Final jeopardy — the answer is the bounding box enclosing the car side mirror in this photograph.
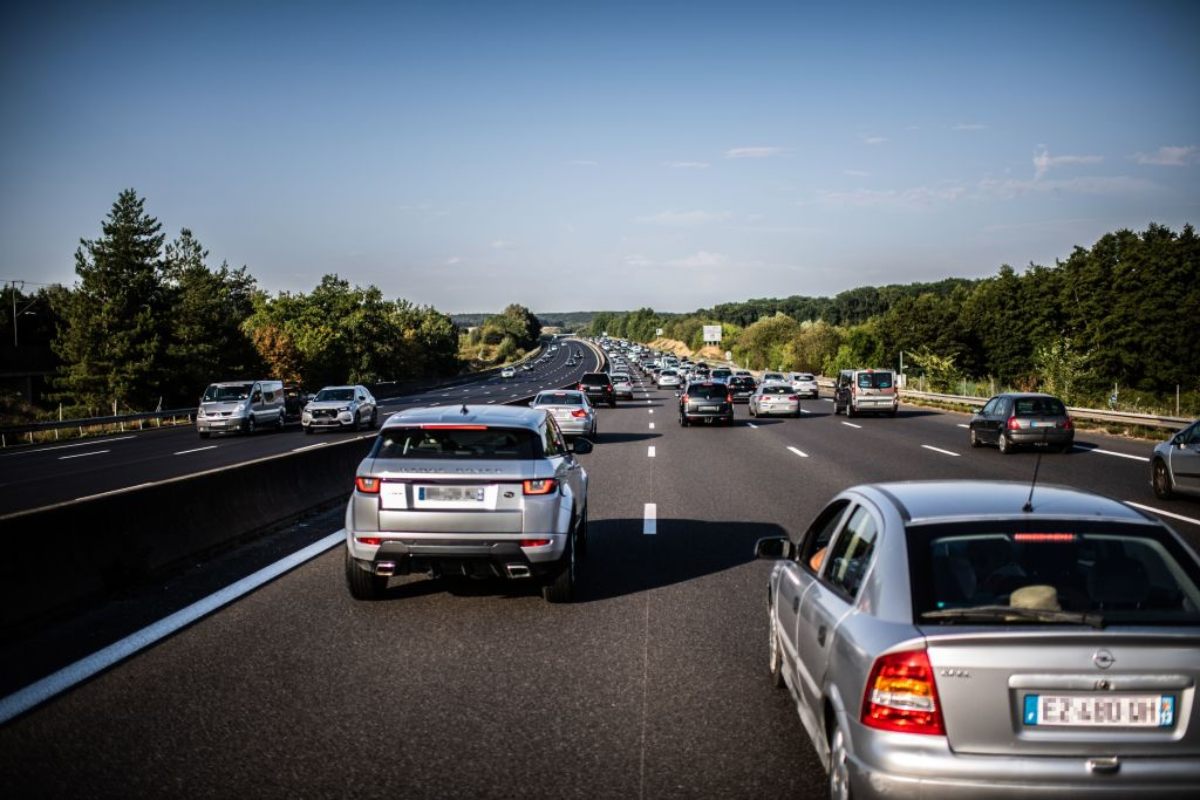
[572,438,593,455]
[755,537,793,560]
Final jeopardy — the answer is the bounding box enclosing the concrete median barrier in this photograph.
[0,437,374,636]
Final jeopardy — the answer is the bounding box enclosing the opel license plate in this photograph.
[1023,694,1175,727]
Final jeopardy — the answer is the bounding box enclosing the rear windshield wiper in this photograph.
[921,605,1106,629]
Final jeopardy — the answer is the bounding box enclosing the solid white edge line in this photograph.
[643,503,657,535]
[1082,448,1150,463]
[1124,501,1200,527]
[173,445,217,456]
[1,435,137,457]
[291,442,328,453]
[921,444,961,457]
[58,450,110,460]
[0,529,345,725]
[746,422,758,429]
[956,424,970,429]
[648,446,656,457]
[787,446,809,458]
[841,422,862,429]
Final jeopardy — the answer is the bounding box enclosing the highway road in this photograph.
[0,341,601,516]
[1,363,1198,798]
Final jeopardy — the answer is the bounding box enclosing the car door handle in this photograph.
[817,625,828,647]
[791,596,799,613]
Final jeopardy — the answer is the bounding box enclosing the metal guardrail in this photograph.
[1,408,196,447]
[899,389,1190,431]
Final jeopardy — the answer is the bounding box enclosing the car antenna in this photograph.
[460,402,469,416]
[1022,451,1043,513]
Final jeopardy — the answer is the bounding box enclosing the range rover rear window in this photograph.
[372,426,540,460]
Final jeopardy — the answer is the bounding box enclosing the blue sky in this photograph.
[2,0,1197,312]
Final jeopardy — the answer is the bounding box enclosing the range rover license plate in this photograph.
[419,486,485,503]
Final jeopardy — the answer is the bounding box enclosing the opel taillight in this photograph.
[355,476,381,494]
[522,479,558,495]
[861,649,945,736]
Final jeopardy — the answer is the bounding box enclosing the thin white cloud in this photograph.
[1033,148,1103,179]
[818,184,967,209]
[445,256,462,266]
[1133,145,1197,166]
[663,161,710,169]
[636,210,733,226]
[980,175,1156,198]
[725,146,786,159]
[490,239,517,250]
[842,169,871,177]
[953,123,988,131]
[861,135,888,145]
[667,251,728,269]
[623,254,655,268]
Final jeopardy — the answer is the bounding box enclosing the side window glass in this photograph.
[1179,423,1197,446]
[824,506,879,599]
[981,398,997,416]
[799,499,851,574]
[541,423,562,457]
[997,398,1012,417]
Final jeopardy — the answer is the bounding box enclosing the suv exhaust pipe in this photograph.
[374,561,396,577]
[505,564,532,579]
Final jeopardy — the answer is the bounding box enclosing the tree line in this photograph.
[588,223,1199,410]
[16,189,463,415]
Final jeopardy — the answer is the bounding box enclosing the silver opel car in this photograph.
[1151,419,1200,499]
[756,480,1200,799]
[345,405,590,603]
[530,389,597,439]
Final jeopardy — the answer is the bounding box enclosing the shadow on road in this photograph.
[592,431,662,444]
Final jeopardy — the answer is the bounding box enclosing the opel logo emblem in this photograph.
[1093,649,1115,670]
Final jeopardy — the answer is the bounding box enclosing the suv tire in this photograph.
[345,551,388,600]
[542,535,575,603]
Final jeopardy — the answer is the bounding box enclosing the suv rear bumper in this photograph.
[347,534,568,580]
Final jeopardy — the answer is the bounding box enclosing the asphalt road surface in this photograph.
[1,365,1197,799]
[0,341,601,516]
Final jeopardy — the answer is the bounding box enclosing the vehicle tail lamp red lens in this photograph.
[681,394,690,404]
[861,648,945,735]
[571,409,588,418]
[355,476,381,494]
[727,394,734,403]
[522,478,558,495]
[1006,416,1021,431]
[420,424,487,430]
[1062,416,1074,430]
[356,536,382,546]
[1014,533,1077,542]
[519,538,552,547]
[788,395,799,401]
[578,383,586,391]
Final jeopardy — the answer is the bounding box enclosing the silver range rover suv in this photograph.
[344,404,591,603]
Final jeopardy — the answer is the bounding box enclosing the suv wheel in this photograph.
[345,551,388,600]
[1153,459,1175,499]
[542,535,575,603]
[276,411,286,431]
[846,403,856,419]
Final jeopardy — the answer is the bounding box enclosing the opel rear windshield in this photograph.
[857,372,893,389]
[372,426,540,460]
[203,384,252,401]
[907,521,1200,626]
[534,392,583,406]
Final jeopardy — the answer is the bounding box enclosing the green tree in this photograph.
[52,189,168,412]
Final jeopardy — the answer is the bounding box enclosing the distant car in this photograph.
[610,372,634,400]
[530,390,597,439]
[1151,419,1200,499]
[710,367,733,383]
[678,381,734,426]
[756,480,1200,800]
[521,363,533,371]
[761,371,787,385]
[734,370,752,378]
[749,383,800,418]
[656,369,681,388]
[501,367,516,378]
[728,375,757,403]
[969,392,1074,454]
[345,405,591,603]
[789,372,820,399]
[578,372,616,407]
[834,368,898,417]
[302,384,378,433]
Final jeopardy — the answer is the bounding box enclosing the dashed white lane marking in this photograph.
[841,422,862,429]
[746,422,758,429]
[1081,448,1150,462]
[822,398,834,402]
[643,503,657,535]
[174,445,217,456]
[648,446,656,457]
[646,399,652,404]
[648,409,654,414]
[787,446,809,458]
[956,424,970,429]
[648,422,655,430]
[3,435,136,457]
[292,442,328,452]
[0,529,345,725]
[58,450,109,460]
[1125,501,1200,527]
[921,444,961,457]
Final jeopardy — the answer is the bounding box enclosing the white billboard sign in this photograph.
[702,325,722,343]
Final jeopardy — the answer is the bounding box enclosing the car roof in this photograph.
[318,384,359,391]
[991,392,1064,400]
[383,404,545,428]
[859,480,1160,526]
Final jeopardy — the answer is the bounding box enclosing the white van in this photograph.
[196,380,286,437]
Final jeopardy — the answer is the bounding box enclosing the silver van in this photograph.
[196,380,286,437]
[834,368,898,417]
